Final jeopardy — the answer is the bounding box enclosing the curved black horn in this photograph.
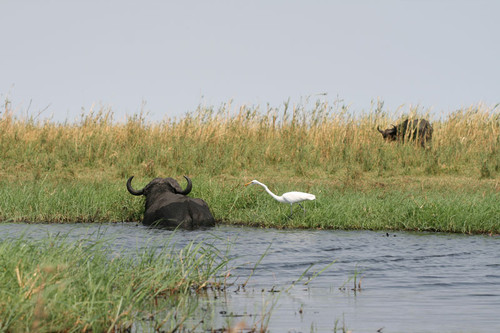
[377,125,384,134]
[126,176,144,196]
[177,176,192,195]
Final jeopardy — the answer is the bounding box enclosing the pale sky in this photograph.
[1,0,499,122]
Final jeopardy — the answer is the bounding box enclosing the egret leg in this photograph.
[290,204,294,217]
[298,203,306,214]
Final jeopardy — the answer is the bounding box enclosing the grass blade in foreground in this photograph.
[0,234,232,332]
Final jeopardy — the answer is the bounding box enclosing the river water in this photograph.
[1,223,499,332]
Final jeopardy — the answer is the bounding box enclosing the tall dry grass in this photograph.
[1,99,499,183]
[1,99,498,230]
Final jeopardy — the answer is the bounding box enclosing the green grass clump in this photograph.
[0,178,140,223]
[221,176,499,234]
[0,233,231,332]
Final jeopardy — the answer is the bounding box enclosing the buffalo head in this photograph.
[127,176,192,197]
[377,125,398,142]
[127,176,215,229]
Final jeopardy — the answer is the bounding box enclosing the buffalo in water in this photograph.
[377,118,433,147]
[127,176,215,229]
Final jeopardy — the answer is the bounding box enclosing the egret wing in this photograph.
[282,191,316,203]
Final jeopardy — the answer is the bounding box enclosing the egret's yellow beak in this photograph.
[244,181,252,186]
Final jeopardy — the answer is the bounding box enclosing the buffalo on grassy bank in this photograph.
[127,176,215,229]
[377,118,433,147]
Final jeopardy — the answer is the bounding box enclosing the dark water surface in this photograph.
[1,223,499,332]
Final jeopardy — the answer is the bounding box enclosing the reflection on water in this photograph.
[1,223,499,332]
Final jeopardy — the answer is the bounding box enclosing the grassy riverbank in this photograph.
[0,100,498,233]
[0,175,497,234]
[0,234,233,332]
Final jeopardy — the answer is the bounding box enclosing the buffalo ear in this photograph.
[167,176,192,195]
[166,178,183,194]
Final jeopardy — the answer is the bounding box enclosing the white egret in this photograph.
[245,180,316,216]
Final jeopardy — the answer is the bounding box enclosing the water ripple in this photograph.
[1,223,499,332]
